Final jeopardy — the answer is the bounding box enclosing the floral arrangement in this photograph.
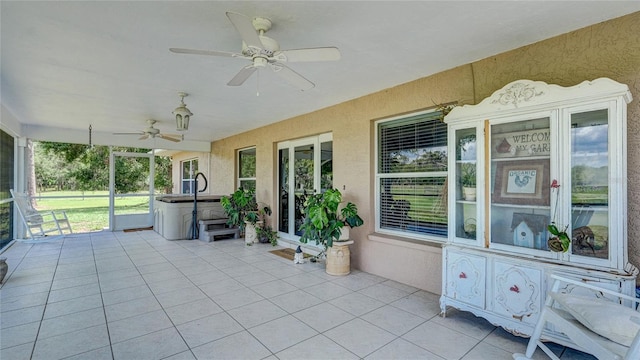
[547,179,570,252]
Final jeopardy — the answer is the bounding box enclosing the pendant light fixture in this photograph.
[173,92,193,131]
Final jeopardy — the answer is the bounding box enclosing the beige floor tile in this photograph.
[249,315,318,353]
[191,331,271,360]
[402,321,480,359]
[365,338,445,360]
[0,233,597,360]
[324,318,396,358]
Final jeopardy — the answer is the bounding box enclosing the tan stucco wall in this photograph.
[178,12,640,293]
[170,152,212,195]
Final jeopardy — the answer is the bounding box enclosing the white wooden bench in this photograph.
[198,218,239,242]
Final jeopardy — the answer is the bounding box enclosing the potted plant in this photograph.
[256,222,279,246]
[460,162,476,201]
[220,188,257,231]
[248,205,279,246]
[547,180,570,252]
[221,188,274,245]
[298,188,363,275]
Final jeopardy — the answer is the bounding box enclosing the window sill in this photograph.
[368,232,443,254]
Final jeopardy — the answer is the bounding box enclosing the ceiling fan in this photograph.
[170,11,341,91]
[113,119,183,142]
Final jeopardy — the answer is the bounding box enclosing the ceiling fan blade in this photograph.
[169,48,242,58]
[269,62,314,91]
[158,134,181,143]
[274,47,341,62]
[113,131,144,136]
[226,12,263,51]
[139,134,150,141]
[227,65,257,86]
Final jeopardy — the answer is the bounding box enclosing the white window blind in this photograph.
[377,112,448,238]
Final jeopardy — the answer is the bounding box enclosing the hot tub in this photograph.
[154,194,226,240]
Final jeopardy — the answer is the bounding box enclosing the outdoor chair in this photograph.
[10,189,72,240]
[513,273,640,360]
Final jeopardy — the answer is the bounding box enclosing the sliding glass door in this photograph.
[278,134,332,240]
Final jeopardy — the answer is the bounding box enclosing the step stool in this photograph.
[198,218,240,242]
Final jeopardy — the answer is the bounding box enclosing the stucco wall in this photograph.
[192,12,639,293]
[170,152,212,195]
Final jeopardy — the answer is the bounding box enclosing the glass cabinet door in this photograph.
[489,117,551,254]
[454,128,478,242]
[569,109,610,261]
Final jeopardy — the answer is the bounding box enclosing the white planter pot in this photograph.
[463,187,476,201]
[326,240,353,276]
[339,227,350,241]
[244,221,262,244]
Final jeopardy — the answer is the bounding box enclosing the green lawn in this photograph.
[35,190,151,233]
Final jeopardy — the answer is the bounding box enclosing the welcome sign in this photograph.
[492,128,551,158]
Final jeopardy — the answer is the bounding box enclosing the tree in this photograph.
[34,142,69,191]
[35,141,172,194]
[155,156,172,194]
[26,139,37,206]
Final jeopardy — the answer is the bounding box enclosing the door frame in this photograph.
[109,150,155,231]
[277,133,332,241]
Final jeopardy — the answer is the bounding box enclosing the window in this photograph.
[0,130,14,249]
[181,158,198,194]
[376,111,448,239]
[238,147,256,190]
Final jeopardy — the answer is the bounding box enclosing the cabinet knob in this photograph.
[459,272,467,279]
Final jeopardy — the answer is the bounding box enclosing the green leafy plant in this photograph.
[220,188,258,232]
[547,223,570,252]
[298,188,363,249]
[221,188,277,245]
[460,162,476,187]
[256,223,279,246]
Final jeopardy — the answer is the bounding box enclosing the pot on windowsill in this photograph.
[462,187,476,201]
[460,162,476,201]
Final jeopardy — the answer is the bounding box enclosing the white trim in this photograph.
[109,150,155,231]
[237,146,256,189]
[276,132,332,241]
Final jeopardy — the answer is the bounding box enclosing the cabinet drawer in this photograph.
[492,261,541,324]
[445,251,486,308]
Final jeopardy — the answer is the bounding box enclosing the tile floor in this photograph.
[0,231,595,360]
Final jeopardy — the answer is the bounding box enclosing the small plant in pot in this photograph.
[460,162,477,201]
[248,206,279,246]
[298,188,363,273]
[547,180,570,252]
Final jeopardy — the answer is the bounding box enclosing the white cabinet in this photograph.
[492,260,541,325]
[440,78,637,338]
[444,251,486,308]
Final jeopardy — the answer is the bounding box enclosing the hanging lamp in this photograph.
[173,92,193,131]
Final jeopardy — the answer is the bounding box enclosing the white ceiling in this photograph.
[2,1,639,150]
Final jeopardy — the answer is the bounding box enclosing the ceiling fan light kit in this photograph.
[173,92,192,131]
[169,11,341,92]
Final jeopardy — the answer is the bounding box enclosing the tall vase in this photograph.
[326,240,353,276]
[244,221,262,244]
